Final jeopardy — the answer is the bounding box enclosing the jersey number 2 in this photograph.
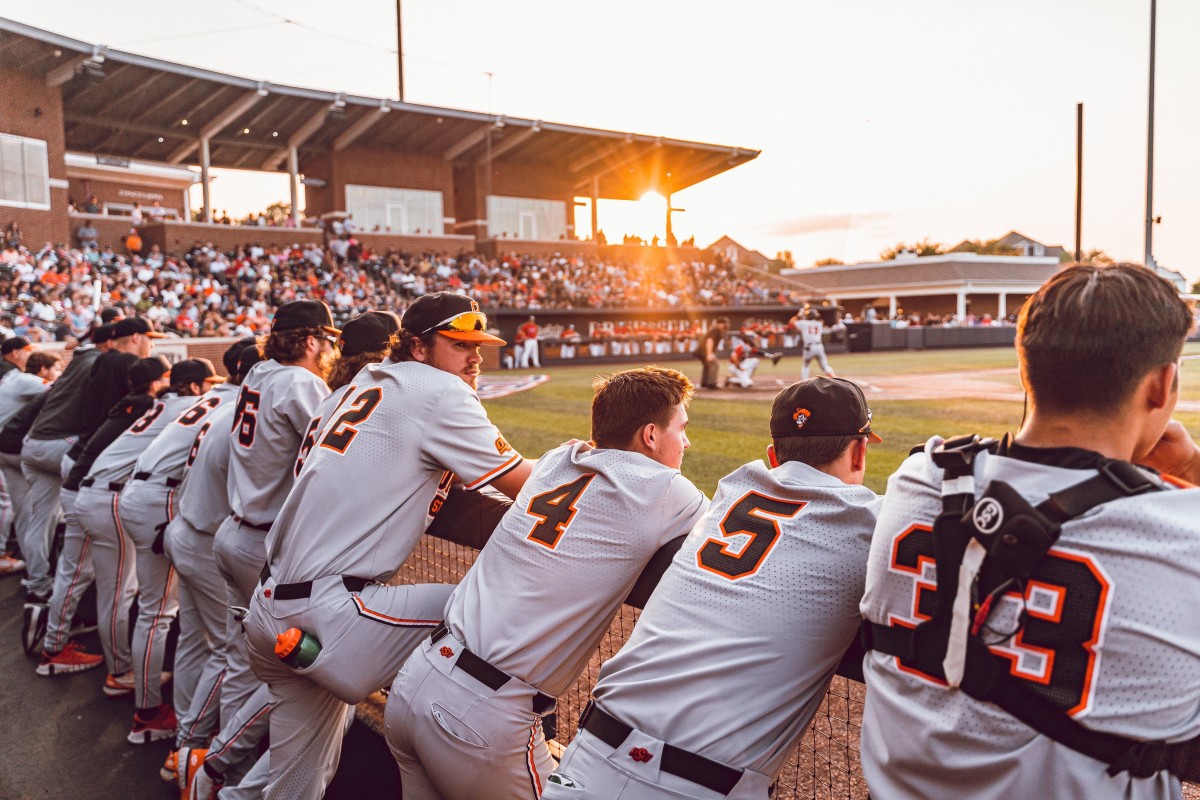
[526,474,595,549]
[697,492,806,580]
[320,387,382,454]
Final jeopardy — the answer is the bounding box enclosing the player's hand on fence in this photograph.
[1137,420,1200,485]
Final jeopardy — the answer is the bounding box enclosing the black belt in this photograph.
[259,563,370,601]
[430,623,555,715]
[133,471,182,488]
[232,514,272,532]
[80,477,125,492]
[579,701,742,796]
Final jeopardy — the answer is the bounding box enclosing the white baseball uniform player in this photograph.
[386,438,708,800]
[798,316,835,380]
[725,341,760,388]
[245,353,524,799]
[74,387,196,693]
[544,377,882,800]
[859,438,1200,800]
[119,363,228,726]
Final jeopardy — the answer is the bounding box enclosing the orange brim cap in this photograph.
[438,330,507,346]
[866,431,883,444]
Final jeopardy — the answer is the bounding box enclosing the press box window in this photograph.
[0,134,50,210]
[344,185,444,235]
[486,196,566,241]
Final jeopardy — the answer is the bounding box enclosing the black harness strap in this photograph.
[861,436,1200,781]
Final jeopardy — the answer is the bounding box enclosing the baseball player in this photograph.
[0,351,62,577]
[695,317,729,390]
[518,315,541,368]
[189,315,401,799]
[385,365,708,800]
[542,378,882,800]
[117,359,225,740]
[69,355,172,694]
[162,341,263,796]
[18,317,144,649]
[858,264,1199,798]
[796,309,836,380]
[200,301,336,789]
[242,292,530,800]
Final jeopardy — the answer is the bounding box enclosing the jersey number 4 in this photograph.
[526,474,595,549]
[697,492,806,580]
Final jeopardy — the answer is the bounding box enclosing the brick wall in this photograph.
[67,177,188,216]
[355,232,475,256]
[0,66,68,246]
[139,220,322,254]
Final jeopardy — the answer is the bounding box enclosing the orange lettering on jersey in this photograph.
[495,436,512,455]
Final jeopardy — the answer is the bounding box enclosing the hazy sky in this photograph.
[4,1,1197,282]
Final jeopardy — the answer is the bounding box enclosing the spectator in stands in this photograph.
[124,228,143,258]
[77,221,99,250]
[130,202,145,227]
[82,195,101,214]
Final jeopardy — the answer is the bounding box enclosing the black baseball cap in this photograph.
[338,311,400,358]
[99,307,125,323]
[272,300,340,335]
[128,355,172,389]
[113,317,167,339]
[171,358,225,387]
[223,337,259,376]
[1,336,32,355]
[91,323,116,344]
[237,342,265,381]
[769,377,882,443]
[402,293,505,346]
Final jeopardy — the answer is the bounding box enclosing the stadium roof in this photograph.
[0,18,760,201]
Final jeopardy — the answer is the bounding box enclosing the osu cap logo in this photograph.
[792,407,811,430]
[858,409,874,434]
[972,498,1004,535]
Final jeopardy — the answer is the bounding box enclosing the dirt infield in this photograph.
[699,363,1200,413]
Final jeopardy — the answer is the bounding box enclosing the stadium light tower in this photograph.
[396,0,405,101]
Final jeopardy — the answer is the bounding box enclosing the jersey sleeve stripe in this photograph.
[1161,474,1196,489]
[462,452,524,491]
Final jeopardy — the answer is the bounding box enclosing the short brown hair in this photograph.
[591,366,693,449]
[263,327,321,364]
[1018,263,1194,413]
[773,434,856,469]
[326,346,390,391]
[24,351,60,375]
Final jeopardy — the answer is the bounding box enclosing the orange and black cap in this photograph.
[769,377,883,443]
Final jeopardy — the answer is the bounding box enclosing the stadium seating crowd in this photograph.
[0,239,807,341]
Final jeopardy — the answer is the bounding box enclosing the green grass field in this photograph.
[484,343,1200,495]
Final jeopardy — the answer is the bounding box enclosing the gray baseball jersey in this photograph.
[85,394,205,486]
[797,319,824,345]
[132,381,238,481]
[292,383,355,478]
[590,459,878,777]
[445,441,708,696]
[177,401,237,534]
[227,360,329,526]
[859,439,1200,799]
[265,359,524,584]
[0,371,52,429]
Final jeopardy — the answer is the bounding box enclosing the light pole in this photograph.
[1144,0,1157,267]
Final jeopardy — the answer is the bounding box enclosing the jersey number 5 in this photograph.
[697,492,806,580]
[526,474,595,549]
[233,388,261,448]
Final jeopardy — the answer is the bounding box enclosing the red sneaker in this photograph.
[36,642,104,676]
[128,704,178,745]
